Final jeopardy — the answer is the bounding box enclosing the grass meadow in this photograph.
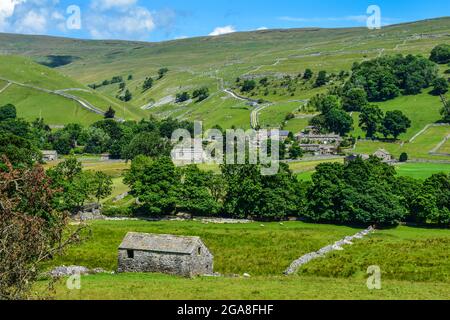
[0,84,103,125]
[354,125,450,160]
[38,220,450,300]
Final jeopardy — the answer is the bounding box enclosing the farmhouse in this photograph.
[100,153,111,161]
[373,149,393,162]
[118,232,214,277]
[41,150,58,162]
[295,133,343,144]
[269,130,290,141]
[345,150,394,164]
[171,147,206,164]
[300,144,339,156]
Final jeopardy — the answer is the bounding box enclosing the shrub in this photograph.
[430,44,450,64]
[399,153,408,162]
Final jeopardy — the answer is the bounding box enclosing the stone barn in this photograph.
[118,232,214,277]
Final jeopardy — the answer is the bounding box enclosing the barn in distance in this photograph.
[118,232,214,277]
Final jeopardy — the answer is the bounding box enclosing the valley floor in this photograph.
[38,220,450,300]
[40,273,449,300]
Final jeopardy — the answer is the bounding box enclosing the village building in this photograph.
[171,147,206,164]
[100,153,111,161]
[373,149,393,162]
[300,144,339,156]
[118,232,214,277]
[295,133,343,144]
[345,149,394,164]
[293,130,343,156]
[41,150,58,162]
[270,130,290,141]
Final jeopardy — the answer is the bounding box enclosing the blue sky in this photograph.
[0,0,449,42]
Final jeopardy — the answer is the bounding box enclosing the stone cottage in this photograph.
[373,149,393,162]
[118,232,214,277]
[42,150,58,162]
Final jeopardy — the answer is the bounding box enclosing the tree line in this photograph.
[0,103,194,165]
[125,155,449,227]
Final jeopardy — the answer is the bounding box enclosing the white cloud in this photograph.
[87,5,155,40]
[14,10,47,33]
[256,26,268,30]
[0,0,24,30]
[209,25,236,36]
[90,0,137,11]
[0,0,177,40]
[0,0,68,34]
[0,0,19,16]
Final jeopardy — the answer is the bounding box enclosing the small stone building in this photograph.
[42,150,58,162]
[118,232,214,277]
[373,149,393,162]
[100,153,111,161]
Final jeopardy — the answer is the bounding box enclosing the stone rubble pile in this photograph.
[48,265,108,277]
[284,226,375,275]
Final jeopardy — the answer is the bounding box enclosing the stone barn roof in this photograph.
[42,150,58,155]
[119,232,204,255]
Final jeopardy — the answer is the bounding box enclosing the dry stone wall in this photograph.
[284,226,375,275]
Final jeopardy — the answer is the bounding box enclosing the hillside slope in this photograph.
[0,18,449,130]
[0,56,146,125]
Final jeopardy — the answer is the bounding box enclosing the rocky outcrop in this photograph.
[284,226,375,275]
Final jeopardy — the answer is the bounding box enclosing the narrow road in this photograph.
[223,89,251,102]
[251,103,273,129]
[223,88,269,128]
[0,76,124,122]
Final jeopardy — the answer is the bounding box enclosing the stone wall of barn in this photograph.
[117,247,213,277]
[189,241,214,276]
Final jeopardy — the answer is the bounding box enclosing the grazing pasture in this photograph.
[39,220,450,300]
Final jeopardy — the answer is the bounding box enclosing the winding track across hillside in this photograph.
[0,82,11,94]
[0,76,124,122]
[250,103,273,129]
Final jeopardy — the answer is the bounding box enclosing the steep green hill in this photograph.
[0,17,449,134]
[0,56,145,125]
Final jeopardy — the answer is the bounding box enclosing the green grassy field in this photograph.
[438,140,450,154]
[354,125,450,160]
[0,55,82,90]
[295,161,450,181]
[39,273,449,300]
[0,84,103,125]
[283,116,316,133]
[38,220,450,300]
[64,89,146,120]
[288,158,344,174]
[102,177,129,204]
[395,163,450,179]
[0,56,144,124]
[351,91,445,141]
[259,102,305,129]
[299,226,450,282]
[46,221,359,275]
